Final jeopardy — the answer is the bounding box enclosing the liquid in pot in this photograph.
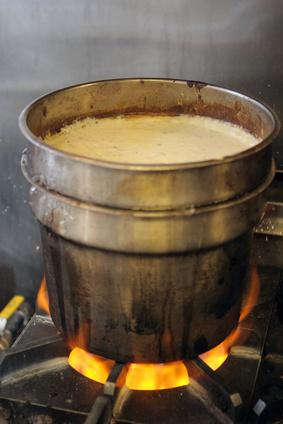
[44,114,260,164]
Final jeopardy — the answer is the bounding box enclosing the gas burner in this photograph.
[0,315,242,424]
[0,261,282,424]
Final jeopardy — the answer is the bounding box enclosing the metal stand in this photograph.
[85,363,125,424]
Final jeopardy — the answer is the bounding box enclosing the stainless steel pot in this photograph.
[22,166,274,253]
[19,79,279,363]
[19,78,278,210]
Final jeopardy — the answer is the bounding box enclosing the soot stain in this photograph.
[194,335,208,354]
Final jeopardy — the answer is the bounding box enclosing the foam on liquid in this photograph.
[44,115,259,164]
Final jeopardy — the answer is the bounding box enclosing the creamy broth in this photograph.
[44,115,259,164]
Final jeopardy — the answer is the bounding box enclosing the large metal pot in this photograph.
[19,79,278,363]
[20,78,278,210]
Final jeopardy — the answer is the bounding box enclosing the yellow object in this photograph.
[45,115,259,165]
[126,361,189,391]
[0,295,24,319]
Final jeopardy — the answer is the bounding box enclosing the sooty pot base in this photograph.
[41,227,251,363]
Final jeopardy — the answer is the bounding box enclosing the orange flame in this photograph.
[68,266,260,390]
[126,361,189,390]
[36,277,50,315]
[199,266,260,370]
[69,348,114,384]
[239,266,260,322]
[68,349,189,390]
[69,268,260,390]
[68,321,90,351]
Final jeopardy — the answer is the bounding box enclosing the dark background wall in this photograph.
[0,0,282,306]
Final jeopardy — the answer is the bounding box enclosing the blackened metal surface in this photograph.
[187,358,242,422]
[248,276,283,423]
[216,267,282,420]
[113,385,234,424]
[41,226,250,362]
[0,317,103,416]
[253,235,283,269]
[0,399,84,424]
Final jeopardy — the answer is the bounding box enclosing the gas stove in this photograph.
[0,201,283,424]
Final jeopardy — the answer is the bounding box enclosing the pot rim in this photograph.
[19,78,280,172]
[23,159,275,217]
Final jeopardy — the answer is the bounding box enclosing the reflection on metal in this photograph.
[254,202,283,237]
[253,196,283,268]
